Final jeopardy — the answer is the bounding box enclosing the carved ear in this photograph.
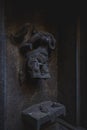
[48,35,56,50]
[19,43,32,55]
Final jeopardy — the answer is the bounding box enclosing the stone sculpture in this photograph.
[10,23,56,82]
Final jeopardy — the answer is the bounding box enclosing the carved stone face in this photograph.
[26,47,51,79]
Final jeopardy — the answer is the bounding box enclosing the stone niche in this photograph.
[2,1,86,130]
[5,1,58,130]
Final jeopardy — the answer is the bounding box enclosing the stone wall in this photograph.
[58,16,77,125]
[5,11,58,130]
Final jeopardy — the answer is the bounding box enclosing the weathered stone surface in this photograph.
[10,25,56,81]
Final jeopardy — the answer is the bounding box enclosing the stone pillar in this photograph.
[0,0,6,130]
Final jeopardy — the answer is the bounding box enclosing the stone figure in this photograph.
[10,23,56,83]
